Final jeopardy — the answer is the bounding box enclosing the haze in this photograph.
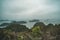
[0,0,60,21]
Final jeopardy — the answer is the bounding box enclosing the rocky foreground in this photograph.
[0,22,60,40]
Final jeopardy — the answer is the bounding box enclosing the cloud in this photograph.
[1,0,60,20]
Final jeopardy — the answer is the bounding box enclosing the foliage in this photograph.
[32,26,41,33]
[0,22,60,40]
[31,26,41,37]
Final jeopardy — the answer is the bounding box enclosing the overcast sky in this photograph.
[0,0,60,20]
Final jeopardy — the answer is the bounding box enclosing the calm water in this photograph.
[0,19,60,29]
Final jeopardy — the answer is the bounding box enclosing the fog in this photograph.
[0,0,60,21]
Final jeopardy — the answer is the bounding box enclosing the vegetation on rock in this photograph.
[0,22,60,40]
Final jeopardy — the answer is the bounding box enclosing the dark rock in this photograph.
[29,19,40,22]
[0,23,10,26]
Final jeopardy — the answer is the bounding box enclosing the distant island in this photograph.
[29,19,40,22]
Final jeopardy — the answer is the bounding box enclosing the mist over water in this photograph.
[0,0,60,28]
